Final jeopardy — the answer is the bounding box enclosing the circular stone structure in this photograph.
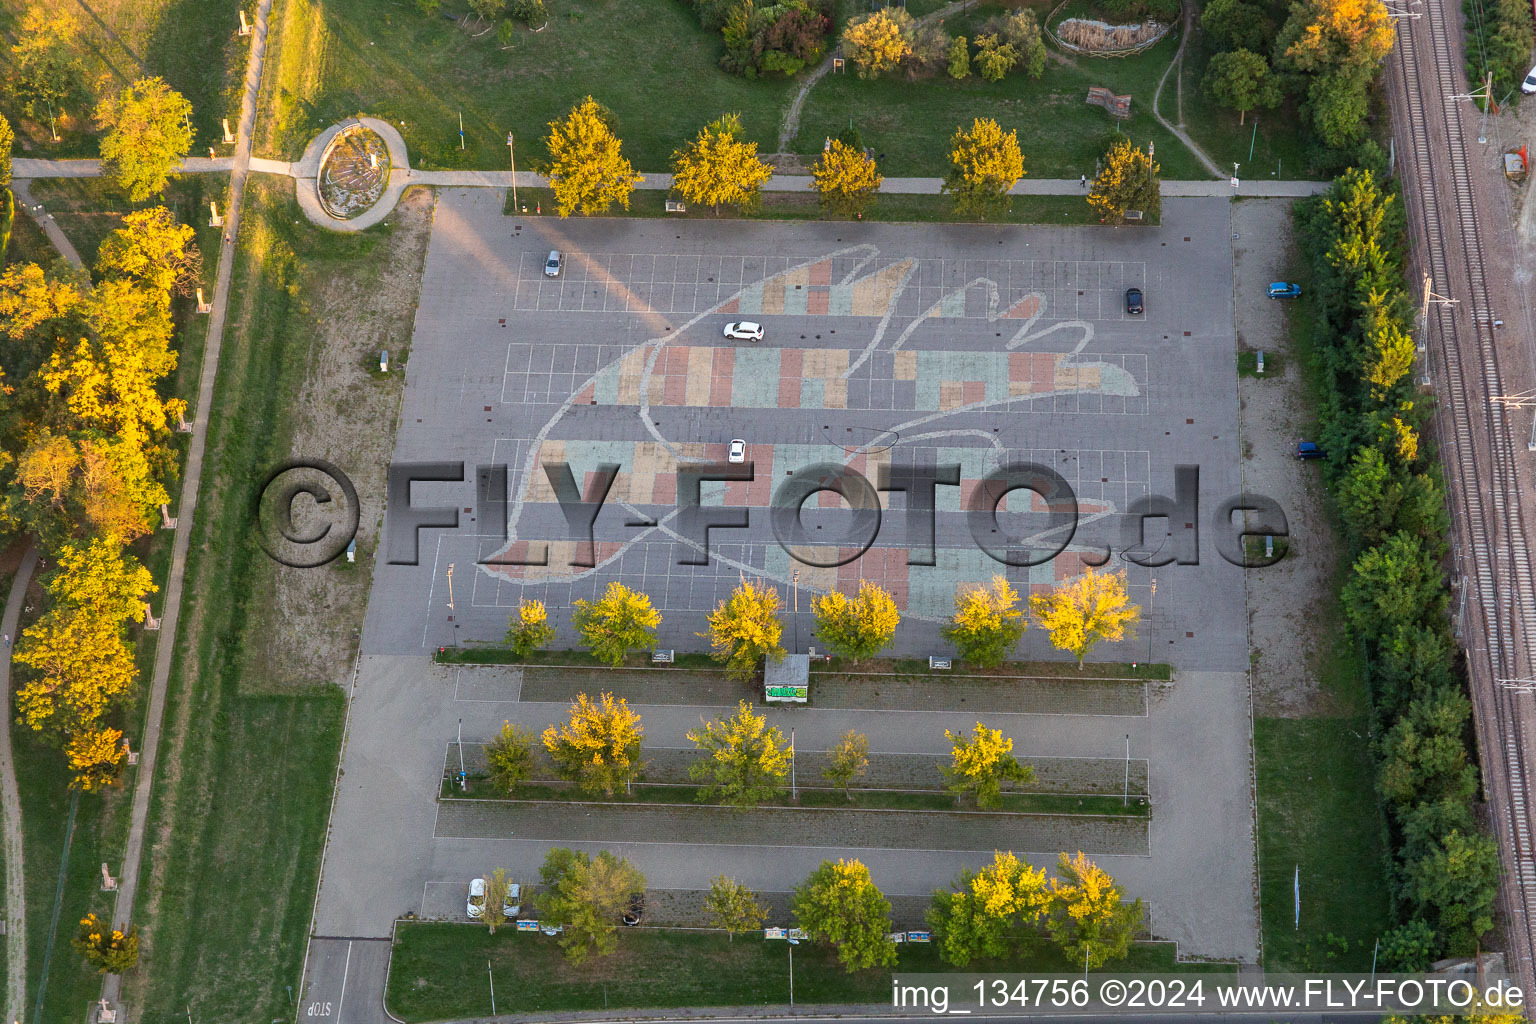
[317,121,392,220]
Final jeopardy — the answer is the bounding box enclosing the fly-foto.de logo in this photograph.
[255,459,1290,572]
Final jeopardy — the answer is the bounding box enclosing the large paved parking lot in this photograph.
[366,191,1246,668]
[299,192,1264,1024]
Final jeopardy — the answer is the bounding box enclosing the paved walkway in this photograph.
[12,153,1327,236]
[1,543,39,1024]
[12,180,86,269]
[98,0,275,1016]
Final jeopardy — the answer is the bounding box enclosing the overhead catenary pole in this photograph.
[488,960,496,1015]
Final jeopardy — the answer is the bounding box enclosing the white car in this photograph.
[503,882,522,918]
[467,877,487,918]
[544,250,563,277]
[1524,62,1536,95]
[723,321,763,341]
[728,439,746,464]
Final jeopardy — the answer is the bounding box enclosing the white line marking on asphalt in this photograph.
[335,940,352,1024]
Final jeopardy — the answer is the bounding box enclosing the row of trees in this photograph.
[841,7,1048,84]
[1200,0,1393,157]
[488,697,1041,810]
[0,103,200,788]
[1295,168,1496,965]
[503,847,1141,974]
[506,570,1140,677]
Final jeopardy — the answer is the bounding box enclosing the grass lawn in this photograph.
[120,179,357,1023]
[29,175,227,276]
[386,923,1224,1020]
[255,0,797,170]
[502,187,1114,224]
[792,16,1208,179]
[1177,27,1312,180]
[0,0,249,156]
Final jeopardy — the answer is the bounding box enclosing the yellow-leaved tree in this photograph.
[0,262,83,339]
[541,691,645,796]
[928,850,1051,965]
[941,574,1026,667]
[811,580,899,663]
[47,535,155,622]
[505,598,555,657]
[688,700,789,809]
[64,726,125,792]
[701,579,785,682]
[670,113,774,215]
[544,96,643,217]
[95,76,194,202]
[1045,851,1144,968]
[810,140,883,218]
[95,206,201,297]
[14,605,137,735]
[1029,567,1140,668]
[942,721,1035,808]
[942,117,1024,220]
[1087,139,1160,223]
[840,8,913,77]
[570,581,661,666]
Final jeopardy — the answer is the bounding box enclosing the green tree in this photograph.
[943,722,1035,808]
[1376,689,1478,810]
[1087,139,1161,222]
[687,699,789,809]
[985,9,1047,78]
[704,875,768,940]
[484,867,513,933]
[812,580,899,662]
[1029,567,1140,667]
[541,692,645,796]
[946,35,971,78]
[700,579,785,681]
[822,729,869,798]
[1045,851,1144,969]
[1341,531,1446,640]
[942,117,1024,220]
[1401,829,1500,947]
[928,851,1050,966]
[1376,918,1437,972]
[95,207,202,297]
[8,7,85,122]
[972,34,1019,81]
[810,140,883,217]
[571,581,661,666]
[95,77,194,203]
[942,575,1027,667]
[72,913,139,973]
[535,848,647,963]
[1276,0,1393,147]
[792,858,898,971]
[484,720,537,792]
[1203,49,1281,125]
[505,598,555,657]
[670,113,774,214]
[1200,0,1273,49]
[544,96,643,217]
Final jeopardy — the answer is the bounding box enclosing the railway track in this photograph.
[1390,0,1536,986]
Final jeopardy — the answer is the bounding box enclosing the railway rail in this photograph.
[1389,0,1536,988]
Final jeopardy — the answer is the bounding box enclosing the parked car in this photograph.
[1295,441,1325,460]
[723,321,764,341]
[1523,62,1536,94]
[1267,282,1302,299]
[728,439,746,464]
[1125,287,1144,315]
[467,877,487,918]
[503,882,522,918]
[622,892,645,926]
[544,250,563,277]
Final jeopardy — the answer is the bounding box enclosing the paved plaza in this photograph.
[299,193,1268,1024]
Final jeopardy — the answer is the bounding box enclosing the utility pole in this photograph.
[458,718,467,790]
[1123,733,1130,806]
[790,727,797,802]
[507,132,519,213]
[446,563,456,611]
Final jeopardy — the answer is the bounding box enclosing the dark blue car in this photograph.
[1295,441,1325,460]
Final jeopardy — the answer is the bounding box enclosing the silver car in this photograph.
[544,250,563,277]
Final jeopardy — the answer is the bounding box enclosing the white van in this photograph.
[544,250,563,277]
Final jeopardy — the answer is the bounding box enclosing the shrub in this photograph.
[946,34,970,78]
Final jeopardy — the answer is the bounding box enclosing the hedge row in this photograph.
[1296,167,1500,966]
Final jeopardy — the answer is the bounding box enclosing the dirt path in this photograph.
[776,0,984,152]
[1,544,39,1024]
[1151,0,1222,178]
